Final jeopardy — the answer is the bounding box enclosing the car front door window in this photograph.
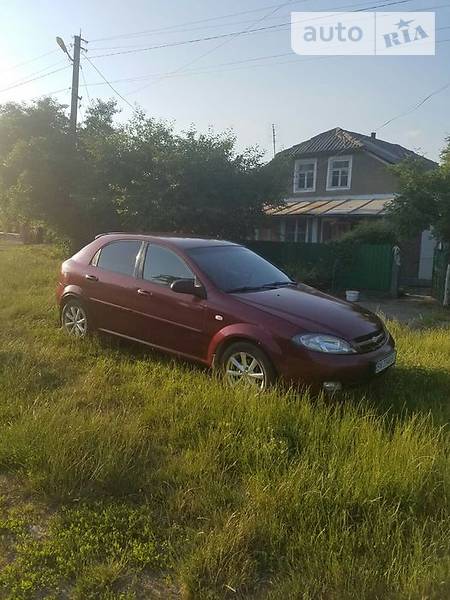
[136,244,208,358]
[143,244,194,285]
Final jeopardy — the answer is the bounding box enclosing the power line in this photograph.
[88,0,403,44]
[73,29,450,96]
[7,0,447,108]
[5,59,68,88]
[0,49,59,75]
[79,51,293,88]
[9,26,449,101]
[88,0,319,43]
[75,33,450,118]
[88,24,291,59]
[40,32,450,128]
[129,0,297,95]
[90,14,295,51]
[376,79,450,130]
[88,0,417,60]
[0,65,71,94]
[80,63,91,103]
[89,0,388,52]
[45,34,450,103]
[44,86,71,96]
[126,0,446,96]
[83,55,136,111]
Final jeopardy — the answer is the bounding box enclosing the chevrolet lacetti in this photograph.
[56,233,396,392]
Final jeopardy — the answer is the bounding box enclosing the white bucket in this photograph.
[346,290,360,302]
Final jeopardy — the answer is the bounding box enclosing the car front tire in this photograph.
[220,341,275,391]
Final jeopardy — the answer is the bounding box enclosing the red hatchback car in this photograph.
[57,233,396,391]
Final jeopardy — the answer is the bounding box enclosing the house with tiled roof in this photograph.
[258,127,437,283]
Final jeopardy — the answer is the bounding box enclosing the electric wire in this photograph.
[87,0,417,59]
[80,63,91,103]
[376,79,450,130]
[0,49,59,74]
[88,0,410,43]
[129,0,297,95]
[0,65,71,93]
[82,55,136,111]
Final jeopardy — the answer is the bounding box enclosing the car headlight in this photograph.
[292,334,356,354]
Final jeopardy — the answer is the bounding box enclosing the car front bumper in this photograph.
[276,335,396,388]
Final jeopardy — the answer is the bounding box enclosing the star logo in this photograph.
[395,18,414,29]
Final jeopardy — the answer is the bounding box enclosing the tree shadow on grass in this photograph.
[0,350,66,394]
[346,365,450,425]
[93,333,450,425]
[95,332,208,374]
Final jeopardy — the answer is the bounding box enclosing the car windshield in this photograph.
[187,245,294,293]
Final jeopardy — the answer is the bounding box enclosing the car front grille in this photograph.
[353,329,386,353]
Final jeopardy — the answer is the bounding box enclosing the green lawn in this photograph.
[0,243,449,599]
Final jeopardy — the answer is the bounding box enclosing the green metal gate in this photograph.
[340,244,393,292]
[245,241,393,292]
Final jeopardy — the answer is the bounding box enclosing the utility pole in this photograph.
[70,35,82,137]
[272,123,277,158]
[56,33,87,139]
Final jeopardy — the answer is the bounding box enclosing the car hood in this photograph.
[235,284,383,340]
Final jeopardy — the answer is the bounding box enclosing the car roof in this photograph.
[94,232,239,250]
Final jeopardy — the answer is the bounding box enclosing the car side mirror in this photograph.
[170,278,206,299]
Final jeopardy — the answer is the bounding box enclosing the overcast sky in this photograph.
[0,0,449,161]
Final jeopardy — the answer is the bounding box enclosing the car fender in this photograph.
[59,284,86,306]
[207,323,283,367]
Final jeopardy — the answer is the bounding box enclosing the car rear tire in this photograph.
[61,298,90,338]
[220,341,275,391]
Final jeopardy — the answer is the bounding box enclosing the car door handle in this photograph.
[85,274,98,281]
[137,288,152,296]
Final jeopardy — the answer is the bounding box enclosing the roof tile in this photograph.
[285,127,436,166]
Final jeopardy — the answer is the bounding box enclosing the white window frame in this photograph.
[293,158,317,193]
[326,155,353,191]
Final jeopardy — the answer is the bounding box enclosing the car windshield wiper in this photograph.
[261,280,296,288]
[227,281,296,293]
[226,285,268,293]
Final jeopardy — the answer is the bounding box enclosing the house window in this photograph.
[327,156,352,190]
[293,159,317,193]
[283,217,307,242]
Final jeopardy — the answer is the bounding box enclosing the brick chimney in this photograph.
[371,132,376,139]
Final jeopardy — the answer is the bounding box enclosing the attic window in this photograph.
[294,159,317,193]
[327,155,352,190]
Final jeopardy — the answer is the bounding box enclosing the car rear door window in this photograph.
[96,240,142,276]
[143,244,193,286]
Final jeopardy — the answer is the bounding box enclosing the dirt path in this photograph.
[360,295,449,326]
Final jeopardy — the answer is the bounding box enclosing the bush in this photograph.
[338,220,398,245]
[285,261,334,290]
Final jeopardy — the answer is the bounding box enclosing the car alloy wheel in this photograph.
[221,342,275,391]
[226,351,266,389]
[62,301,88,337]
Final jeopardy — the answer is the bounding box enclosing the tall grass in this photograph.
[0,244,449,599]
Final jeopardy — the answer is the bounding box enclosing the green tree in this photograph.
[0,98,286,246]
[0,98,71,235]
[389,141,450,243]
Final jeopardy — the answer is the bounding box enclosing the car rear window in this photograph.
[96,240,142,277]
